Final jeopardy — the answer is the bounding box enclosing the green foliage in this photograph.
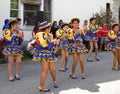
[22,46,32,60]
[93,7,115,29]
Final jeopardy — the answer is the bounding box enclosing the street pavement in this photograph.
[0,51,120,94]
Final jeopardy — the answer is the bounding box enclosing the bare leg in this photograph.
[112,50,118,70]
[8,55,14,80]
[40,61,49,89]
[87,41,93,59]
[71,53,78,74]
[117,50,120,67]
[49,62,57,84]
[59,49,65,70]
[15,55,22,77]
[79,53,85,75]
[94,41,99,58]
[64,49,69,68]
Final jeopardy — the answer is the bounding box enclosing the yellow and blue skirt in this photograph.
[68,42,88,53]
[3,46,23,55]
[32,50,57,62]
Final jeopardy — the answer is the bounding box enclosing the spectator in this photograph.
[2,19,9,30]
[32,22,40,38]
[58,19,64,29]
[51,21,59,38]
[2,19,9,63]
[16,18,27,30]
[96,24,102,50]
[100,23,109,50]
[82,20,89,49]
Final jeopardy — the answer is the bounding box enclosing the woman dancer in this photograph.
[68,18,86,79]
[32,21,58,92]
[56,23,69,72]
[108,24,120,70]
[87,17,100,62]
[3,19,24,81]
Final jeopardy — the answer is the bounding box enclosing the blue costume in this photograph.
[107,31,120,50]
[3,29,23,55]
[56,29,69,49]
[32,32,57,62]
[68,29,88,53]
[87,24,98,41]
[2,19,9,30]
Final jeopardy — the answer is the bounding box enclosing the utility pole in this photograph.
[106,3,112,29]
[119,6,120,24]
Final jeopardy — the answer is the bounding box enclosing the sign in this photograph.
[21,0,41,5]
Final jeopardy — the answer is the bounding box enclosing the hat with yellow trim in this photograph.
[71,18,80,23]
[39,21,51,30]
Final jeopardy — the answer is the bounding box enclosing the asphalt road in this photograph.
[0,51,120,94]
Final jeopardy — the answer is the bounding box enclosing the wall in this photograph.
[0,0,10,37]
[112,0,120,22]
[52,0,112,26]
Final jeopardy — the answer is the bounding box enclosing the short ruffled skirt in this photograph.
[106,41,120,51]
[87,34,98,41]
[32,50,57,62]
[56,40,69,50]
[28,48,36,55]
[68,42,88,53]
[3,46,23,55]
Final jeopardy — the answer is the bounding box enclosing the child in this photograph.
[31,21,58,92]
[68,18,86,79]
[108,24,120,70]
[56,23,69,72]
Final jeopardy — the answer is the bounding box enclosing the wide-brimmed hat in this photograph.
[71,18,80,23]
[39,21,51,30]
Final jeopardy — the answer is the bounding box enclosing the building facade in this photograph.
[0,0,119,41]
[112,0,120,23]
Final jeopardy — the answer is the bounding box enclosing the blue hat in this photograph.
[39,21,51,29]
[4,19,9,24]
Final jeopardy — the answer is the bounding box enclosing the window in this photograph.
[10,0,19,17]
[119,6,120,24]
[24,4,40,25]
[44,0,52,22]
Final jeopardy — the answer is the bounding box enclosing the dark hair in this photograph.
[59,19,63,25]
[90,17,96,23]
[16,18,21,22]
[61,23,69,29]
[4,19,9,24]
[8,20,18,28]
[84,20,88,23]
[112,24,119,30]
[33,22,40,31]
[52,21,57,27]
[71,18,80,23]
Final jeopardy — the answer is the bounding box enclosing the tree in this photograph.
[94,7,115,29]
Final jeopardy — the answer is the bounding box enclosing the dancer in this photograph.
[68,18,86,79]
[108,24,120,70]
[87,17,100,62]
[3,19,24,81]
[32,21,58,92]
[56,23,69,72]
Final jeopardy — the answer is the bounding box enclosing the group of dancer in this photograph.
[2,17,120,92]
